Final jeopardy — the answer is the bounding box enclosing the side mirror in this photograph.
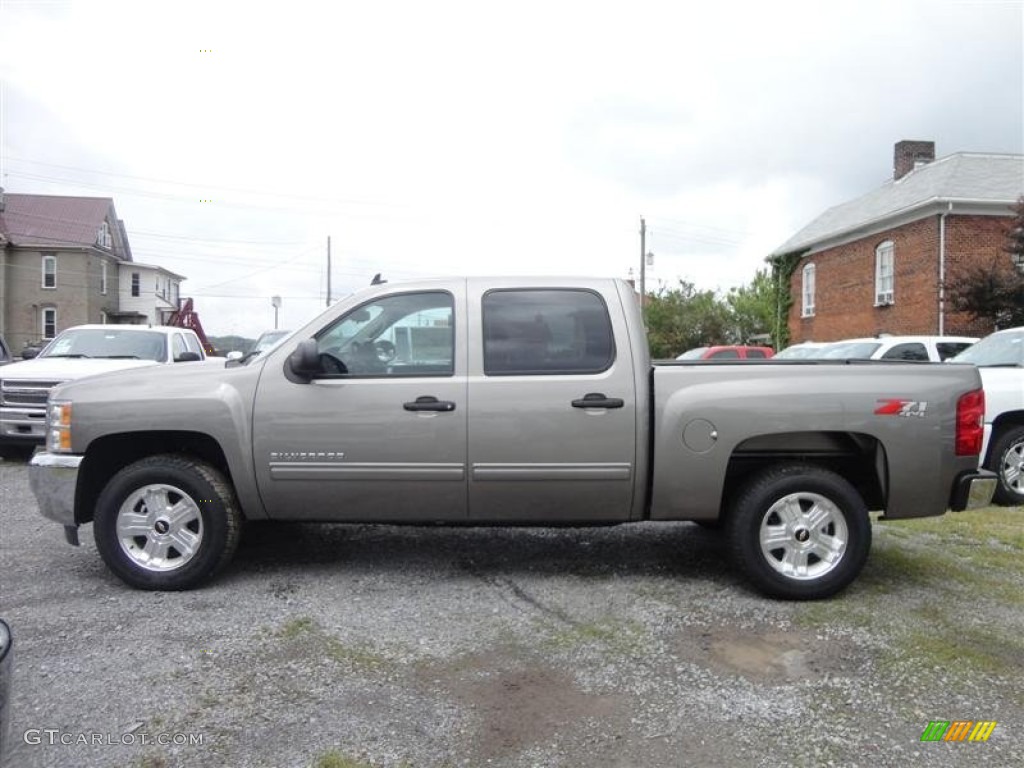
[225,351,243,361]
[287,339,321,381]
[175,351,202,362]
[21,347,40,360]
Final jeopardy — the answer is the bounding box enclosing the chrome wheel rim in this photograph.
[116,484,204,572]
[759,492,848,581]
[1000,439,1024,493]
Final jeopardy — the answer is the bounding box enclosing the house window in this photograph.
[42,307,56,339]
[42,254,57,289]
[801,263,815,318]
[101,262,108,294]
[131,272,140,297]
[875,241,895,305]
[97,221,112,249]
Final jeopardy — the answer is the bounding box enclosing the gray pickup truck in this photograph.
[29,277,995,598]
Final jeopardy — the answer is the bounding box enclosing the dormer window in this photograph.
[97,221,113,249]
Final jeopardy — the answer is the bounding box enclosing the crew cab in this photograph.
[949,327,1024,505]
[28,278,995,599]
[0,324,205,448]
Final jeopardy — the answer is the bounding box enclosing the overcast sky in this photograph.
[1,0,1022,338]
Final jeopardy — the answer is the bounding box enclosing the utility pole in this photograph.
[639,217,646,307]
[326,236,332,307]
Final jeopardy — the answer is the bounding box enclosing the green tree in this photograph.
[643,281,733,359]
[725,268,778,345]
[950,196,1024,328]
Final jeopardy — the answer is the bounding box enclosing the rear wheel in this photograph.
[728,464,871,599]
[93,455,242,590]
[986,425,1024,506]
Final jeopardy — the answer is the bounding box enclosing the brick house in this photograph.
[771,141,1023,344]
[0,191,187,353]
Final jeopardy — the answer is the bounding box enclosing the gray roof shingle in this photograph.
[0,193,129,259]
[772,152,1024,256]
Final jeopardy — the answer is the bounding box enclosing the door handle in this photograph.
[571,392,625,409]
[403,396,456,412]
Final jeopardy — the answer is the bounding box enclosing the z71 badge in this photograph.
[874,399,928,418]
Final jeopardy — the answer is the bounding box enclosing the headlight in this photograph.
[47,400,73,453]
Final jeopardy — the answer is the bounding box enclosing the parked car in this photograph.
[773,342,828,359]
[0,324,206,448]
[0,335,11,366]
[948,326,1024,505]
[676,345,775,360]
[28,277,994,599]
[816,335,977,362]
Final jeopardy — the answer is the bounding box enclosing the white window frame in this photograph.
[97,221,112,249]
[42,254,57,289]
[131,272,140,297]
[101,261,108,294]
[875,241,895,305]
[42,307,56,339]
[801,263,816,318]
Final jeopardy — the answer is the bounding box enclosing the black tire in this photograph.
[727,464,871,600]
[986,425,1024,507]
[93,455,242,590]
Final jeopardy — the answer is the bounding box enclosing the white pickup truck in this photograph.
[0,324,205,450]
[950,326,1024,505]
[29,277,996,598]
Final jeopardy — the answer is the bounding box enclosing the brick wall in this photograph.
[788,213,1015,343]
[943,214,1017,336]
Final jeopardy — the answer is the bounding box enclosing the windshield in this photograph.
[252,330,291,354]
[817,342,882,359]
[42,328,168,362]
[949,329,1024,366]
[774,345,820,359]
[676,347,709,360]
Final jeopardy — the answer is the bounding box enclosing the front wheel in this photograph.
[728,464,871,599]
[987,425,1024,506]
[93,455,242,590]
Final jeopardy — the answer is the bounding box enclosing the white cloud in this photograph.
[2,0,1021,338]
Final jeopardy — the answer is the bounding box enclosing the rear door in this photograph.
[466,280,638,522]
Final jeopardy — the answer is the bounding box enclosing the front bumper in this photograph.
[0,406,47,443]
[28,452,83,537]
[948,469,998,512]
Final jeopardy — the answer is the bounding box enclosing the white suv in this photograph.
[816,335,977,363]
[0,324,206,448]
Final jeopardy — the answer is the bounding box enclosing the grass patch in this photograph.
[279,616,389,671]
[546,618,647,656]
[797,506,1024,677]
[313,751,377,768]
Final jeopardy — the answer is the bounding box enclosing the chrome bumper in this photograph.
[949,470,998,512]
[28,452,83,532]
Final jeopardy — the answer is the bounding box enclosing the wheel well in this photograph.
[987,411,1024,463]
[76,432,232,525]
[722,431,885,515]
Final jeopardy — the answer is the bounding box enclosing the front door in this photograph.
[252,287,468,522]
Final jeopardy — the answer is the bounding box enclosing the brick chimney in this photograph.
[893,140,935,180]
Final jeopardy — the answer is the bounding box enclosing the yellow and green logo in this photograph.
[921,720,997,742]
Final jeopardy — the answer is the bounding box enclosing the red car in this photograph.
[676,345,775,360]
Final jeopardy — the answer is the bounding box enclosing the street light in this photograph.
[271,295,281,330]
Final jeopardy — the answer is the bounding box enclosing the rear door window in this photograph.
[482,289,614,375]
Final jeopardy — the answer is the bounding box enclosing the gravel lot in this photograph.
[1,454,1022,768]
